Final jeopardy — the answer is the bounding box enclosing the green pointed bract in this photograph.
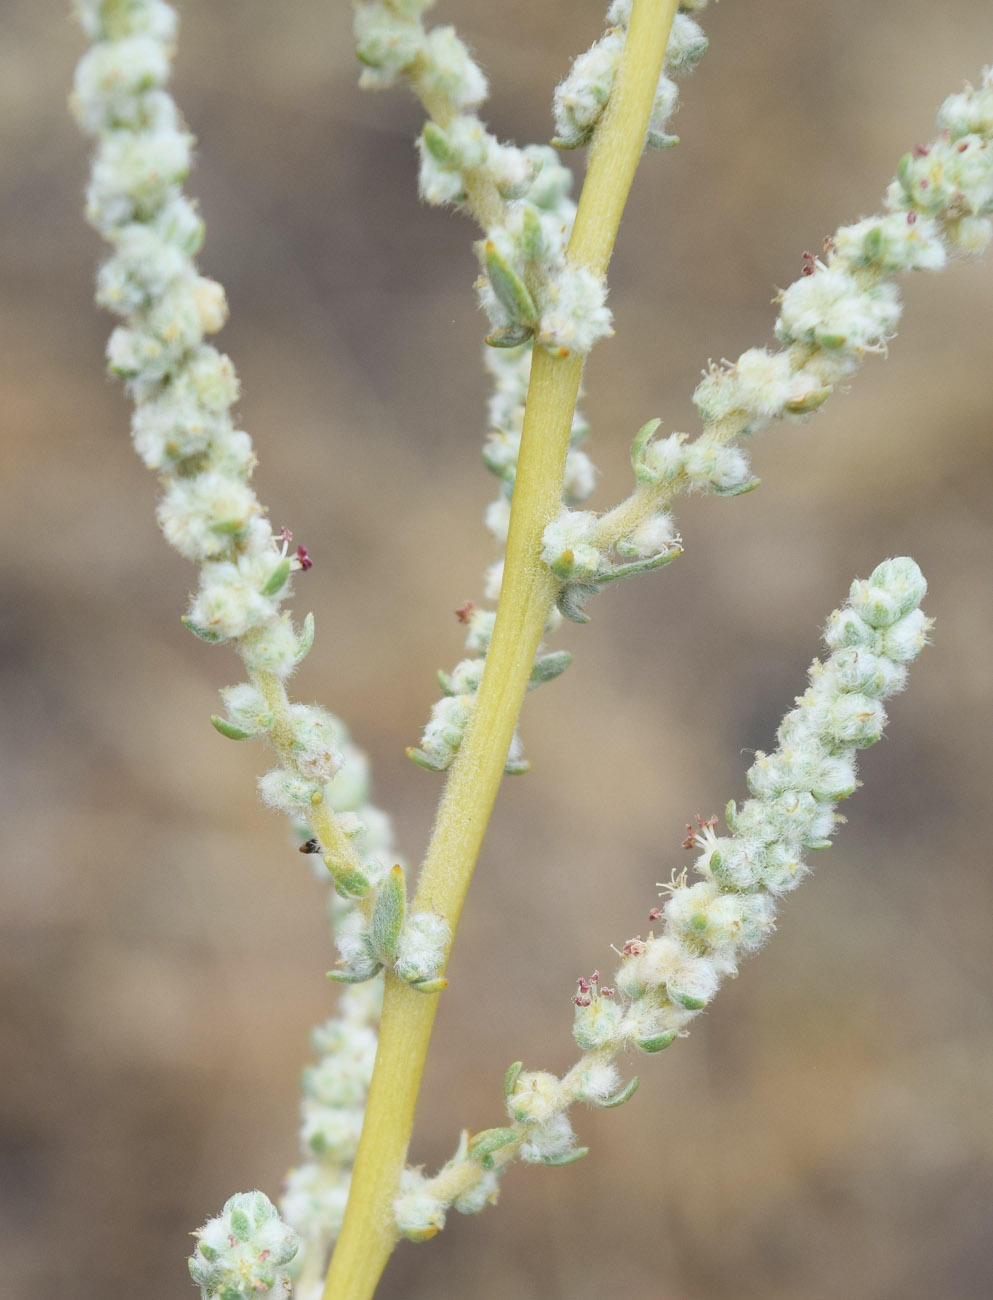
[436,669,455,695]
[210,714,254,740]
[596,546,682,584]
[261,556,291,596]
[406,745,449,772]
[371,865,406,964]
[556,581,597,623]
[327,964,383,984]
[503,1061,523,1098]
[529,650,573,686]
[484,241,538,326]
[181,615,223,643]
[637,1030,677,1053]
[504,755,532,775]
[599,1076,640,1109]
[228,1208,252,1242]
[294,611,315,663]
[422,121,457,166]
[785,386,831,415]
[328,863,372,900]
[408,975,449,994]
[468,1127,520,1169]
[630,417,662,483]
[541,1146,589,1167]
[485,324,535,348]
[711,475,761,498]
[519,204,544,260]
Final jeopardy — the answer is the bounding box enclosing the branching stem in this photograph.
[322,4,679,1296]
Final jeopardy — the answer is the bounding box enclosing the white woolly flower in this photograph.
[188,552,291,640]
[72,36,171,133]
[395,911,450,984]
[563,449,596,503]
[776,266,902,354]
[937,71,993,140]
[538,265,613,356]
[300,1100,365,1162]
[645,75,679,150]
[96,226,190,315]
[75,0,178,43]
[506,1070,563,1125]
[353,2,423,89]
[833,213,947,273]
[541,509,602,580]
[484,496,511,542]
[420,27,488,110]
[394,1169,447,1240]
[553,31,623,149]
[87,119,192,228]
[280,1164,350,1242]
[189,1191,298,1300]
[620,510,678,560]
[156,470,260,561]
[682,439,753,495]
[664,14,709,73]
[518,1112,577,1164]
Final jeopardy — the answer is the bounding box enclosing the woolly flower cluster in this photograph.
[576,557,930,1055]
[689,69,993,443]
[392,560,930,1240]
[553,3,708,152]
[189,1190,299,1300]
[355,0,613,357]
[71,0,310,666]
[409,345,591,773]
[279,986,379,1281]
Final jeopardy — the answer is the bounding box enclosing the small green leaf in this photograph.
[484,241,538,325]
[295,612,315,664]
[711,476,761,498]
[556,581,597,624]
[328,864,372,899]
[862,225,884,263]
[422,121,456,166]
[406,746,449,772]
[468,1127,520,1169]
[229,1208,251,1241]
[519,204,544,260]
[327,964,382,984]
[371,865,406,964]
[595,545,683,584]
[637,1030,677,1053]
[181,616,222,643]
[529,650,572,686]
[724,799,738,832]
[436,669,455,695]
[503,1061,523,1098]
[210,714,254,740]
[504,755,532,775]
[599,1076,640,1109]
[541,1146,589,1167]
[630,418,662,482]
[670,988,709,1011]
[785,386,831,415]
[210,517,245,536]
[408,975,449,994]
[485,324,534,349]
[261,557,291,596]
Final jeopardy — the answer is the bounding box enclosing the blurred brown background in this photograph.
[4,2,993,1298]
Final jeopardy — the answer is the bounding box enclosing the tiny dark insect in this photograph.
[299,837,321,855]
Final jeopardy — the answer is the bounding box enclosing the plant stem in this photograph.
[322,4,678,1296]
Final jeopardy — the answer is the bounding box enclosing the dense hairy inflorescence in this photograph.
[392,558,931,1238]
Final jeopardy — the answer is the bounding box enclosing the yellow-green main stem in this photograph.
[323,5,679,1297]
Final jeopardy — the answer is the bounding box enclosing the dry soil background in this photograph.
[3,3,993,1299]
